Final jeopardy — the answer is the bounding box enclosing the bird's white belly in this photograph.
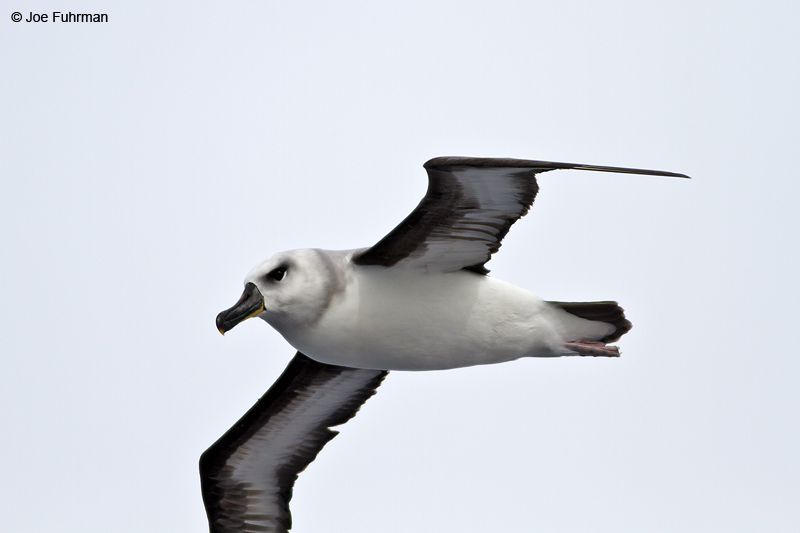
[280,269,567,371]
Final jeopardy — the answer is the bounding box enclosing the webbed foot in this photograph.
[564,341,621,357]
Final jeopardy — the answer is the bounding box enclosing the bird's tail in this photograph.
[547,301,632,343]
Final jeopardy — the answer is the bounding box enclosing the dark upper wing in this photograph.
[354,156,689,274]
[200,353,388,533]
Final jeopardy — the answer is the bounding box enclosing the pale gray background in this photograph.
[2,1,798,531]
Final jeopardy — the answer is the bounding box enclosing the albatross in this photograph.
[200,156,689,532]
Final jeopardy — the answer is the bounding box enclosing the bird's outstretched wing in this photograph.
[200,353,388,533]
[354,157,689,274]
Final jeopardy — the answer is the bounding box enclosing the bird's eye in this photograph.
[267,267,286,281]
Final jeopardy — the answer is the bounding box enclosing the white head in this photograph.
[216,248,348,336]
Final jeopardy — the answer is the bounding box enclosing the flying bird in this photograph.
[200,156,689,532]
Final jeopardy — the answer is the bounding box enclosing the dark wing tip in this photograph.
[424,156,690,179]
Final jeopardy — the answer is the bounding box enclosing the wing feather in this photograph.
[354,156,688,274]
[200,353,388,533]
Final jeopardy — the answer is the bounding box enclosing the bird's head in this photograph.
[216,248,347,336]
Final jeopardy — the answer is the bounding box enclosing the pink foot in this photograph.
[564,341,620,357]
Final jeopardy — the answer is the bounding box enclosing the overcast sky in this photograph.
[2,1,799,531]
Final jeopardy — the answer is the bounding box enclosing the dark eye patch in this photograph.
[266,267,286,281]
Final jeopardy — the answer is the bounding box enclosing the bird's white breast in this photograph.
[279,268,572,371]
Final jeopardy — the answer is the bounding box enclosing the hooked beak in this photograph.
[216,282,265,335]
